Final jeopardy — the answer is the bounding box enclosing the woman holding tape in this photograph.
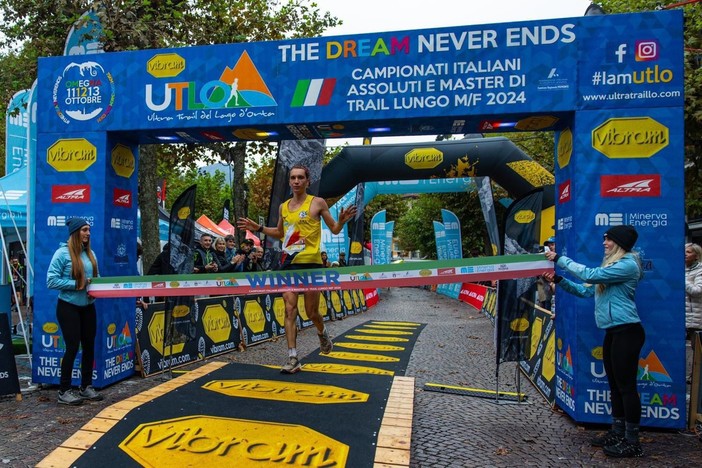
[47,218,103,406]
[544,225,645,458]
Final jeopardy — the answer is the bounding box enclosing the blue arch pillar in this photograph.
[32,132,139,387]
[554,107,686,427]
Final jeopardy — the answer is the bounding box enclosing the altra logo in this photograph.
[601,175,660,198]
[52,185,90,203]
[113,188,132,208]
[559,180,571,203]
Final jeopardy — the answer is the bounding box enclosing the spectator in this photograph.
[10,256,25,308]
[193,233,218,274]
[537,237,556,311]
[249,246,265,272]
[685,242,702,383]
[213,237,244,273]
[46,218,103,406]
[320,251,330,267]
[224,234,237,262]
[338,251,347,267]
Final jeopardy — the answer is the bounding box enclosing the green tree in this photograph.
[0,0,340,269]
[596,1,702,218]
[363,194,409,243]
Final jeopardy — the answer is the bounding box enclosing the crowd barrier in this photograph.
[135,289,376,377]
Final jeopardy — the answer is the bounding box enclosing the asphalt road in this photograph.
[1,287,700,467]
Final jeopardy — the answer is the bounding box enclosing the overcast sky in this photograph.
[312,0,594,146]
[315,0,594,36]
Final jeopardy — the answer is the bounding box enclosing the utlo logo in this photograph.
[592,117,668,158]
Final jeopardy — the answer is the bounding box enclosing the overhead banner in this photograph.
[36,12,683,141]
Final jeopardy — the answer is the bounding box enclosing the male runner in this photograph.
[238,165,356,373]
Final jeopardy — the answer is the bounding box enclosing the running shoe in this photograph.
[281,356,301,374]
[319,329,333,354]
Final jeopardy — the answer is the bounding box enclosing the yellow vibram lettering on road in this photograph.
[345,334,410,342]
[302,363,394,376]
[363,324,418,330]
[356,328,414,335]
[120,415,349,467]
[334,342,405,352]
[326,351,400,363]
[371,321,421,326]
[202,379,369,404]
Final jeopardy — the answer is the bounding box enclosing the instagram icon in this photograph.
[635,40,659,62]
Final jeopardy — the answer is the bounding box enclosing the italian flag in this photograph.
[291,78,336,107]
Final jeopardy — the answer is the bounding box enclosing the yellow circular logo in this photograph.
[43,322,59,333]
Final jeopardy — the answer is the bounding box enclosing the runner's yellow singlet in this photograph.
[281,194,322,264]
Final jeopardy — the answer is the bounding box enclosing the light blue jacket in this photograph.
[556,253,643,329]
[46,243,98,306]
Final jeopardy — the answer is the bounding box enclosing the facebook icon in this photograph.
[615,43,627,63]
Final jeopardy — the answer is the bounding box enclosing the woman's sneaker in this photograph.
[603,439,644,458]
[590,430,624,447]
[281,356,301,374]
[58,389,83,406]
[79,385,104,401]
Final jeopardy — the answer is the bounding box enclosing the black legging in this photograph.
[602,322,646,424]
[56,299,97,392]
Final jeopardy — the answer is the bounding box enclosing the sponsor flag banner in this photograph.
[442,209,463,298]
[371,210,387,265]
[221,199,231,222]
[5,89,30,174]
[497,189,544,364]
[433,221,448,296]
[166,185,197,346]
[0,314,21,396]
[433,221,447,260]
[385,221,395,262]
[477,176,501,255]
[347,183,366,266]
[63,9,105,56]
[442,209,463,260]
